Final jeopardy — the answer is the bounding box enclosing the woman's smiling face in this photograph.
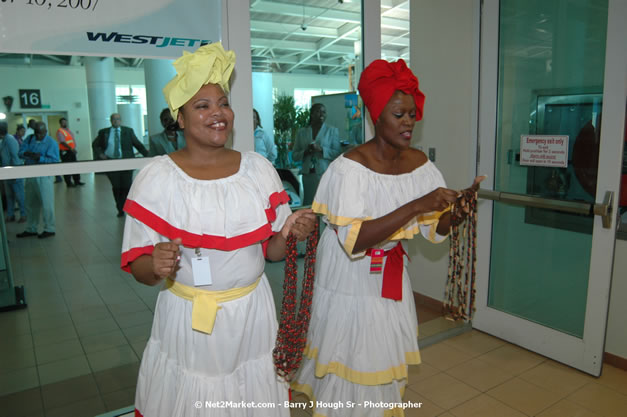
[177,83,234,149]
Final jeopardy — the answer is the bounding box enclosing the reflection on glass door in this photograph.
[488,0,608,337]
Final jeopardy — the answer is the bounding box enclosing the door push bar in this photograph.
[477,189,614,229]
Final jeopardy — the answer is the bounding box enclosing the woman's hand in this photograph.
[281,209,317,241]
[413,187,460,213]
[152,238,182,280]
[452,175,487,223]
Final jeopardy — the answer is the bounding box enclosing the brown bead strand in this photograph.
[445,189,478,321]
[273,219,319,381]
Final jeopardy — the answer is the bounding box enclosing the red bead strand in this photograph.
[273,219,319,381]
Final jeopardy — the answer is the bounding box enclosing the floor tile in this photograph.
[37,355,91,386]
[0,387,43,417]
[536,399,603,417]
[81,329,128,353]
[0,367,39,396]
[407,362,441,386]
[0,333,33,353]
[407,372,480,410]
[93,362,140,394]
[0,310,31,336]
[112,309,154,329]
[0,348,36,374]
[519,360,594,397]
[596,364,627,396]
[86,345,139,373]
[45,395,106,417]
[33,338,85,365]
[442,329,506,357]
[477,344,545,375]
[121,323,152,344]
[402,390,443,417]
[567,382,627,417]
[70,305,112,325]
[41,373,100,410]
[487,377,563,416]
[75,317,120,338]
[31,325,78,347]
[449,394,527,417]
[420,342,475,371]
[29,312,73,334]
[101,387,136,411]
[419,317,462,339]
[445,357,513,392]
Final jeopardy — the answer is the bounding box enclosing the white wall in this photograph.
[407,0,477,300]
[607,240,627,359]
[0,65,92,160]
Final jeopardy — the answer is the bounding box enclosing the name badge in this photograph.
[370,249,384,274]
[191,248,212,286]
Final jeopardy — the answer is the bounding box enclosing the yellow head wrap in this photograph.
[163,42,236,119]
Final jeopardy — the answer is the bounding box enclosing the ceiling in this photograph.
[250,0,410,74]
[0,0,409,76]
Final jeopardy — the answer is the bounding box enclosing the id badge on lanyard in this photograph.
[191,247,212,286]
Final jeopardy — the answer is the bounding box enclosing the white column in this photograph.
[361,0,381,141]
[222,0,254,152]
[144,59,176,138]
[117,103,144,144]
[85,57,117,144]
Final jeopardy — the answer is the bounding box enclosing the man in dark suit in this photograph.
[92,113,148,217]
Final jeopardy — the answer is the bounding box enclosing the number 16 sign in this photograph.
[19,89,42,109]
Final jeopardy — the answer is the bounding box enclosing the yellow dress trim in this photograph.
[166,277,260,335]
[312,201,450,244]
[302,344,421,386]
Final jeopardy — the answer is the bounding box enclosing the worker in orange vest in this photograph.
[56,117,84,187]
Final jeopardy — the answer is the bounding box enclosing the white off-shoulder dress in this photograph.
[292,155,448,417]
[121,152,292,417]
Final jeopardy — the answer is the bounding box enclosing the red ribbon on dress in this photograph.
[366,242,408,301]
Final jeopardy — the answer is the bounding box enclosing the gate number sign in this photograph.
[19,89,42,109]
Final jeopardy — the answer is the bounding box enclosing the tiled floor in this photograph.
[1,173,627,417]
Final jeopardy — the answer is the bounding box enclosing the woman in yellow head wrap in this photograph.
[120,42,316,417]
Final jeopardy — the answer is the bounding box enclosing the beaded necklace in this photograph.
[445,189,478,321]
[273,220,319,381]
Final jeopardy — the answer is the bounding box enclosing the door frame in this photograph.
[474,0,627,376]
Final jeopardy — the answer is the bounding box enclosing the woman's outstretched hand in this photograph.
[454,175,487,219]
[282,209,317,241]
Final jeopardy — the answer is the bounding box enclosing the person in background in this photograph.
[92,113,148,217]
[0,122,26,223]
[24,119,37,138]
[121,43,316,417]
[292,59,483,416]
[148,107,186,156]
[17,122,60,238]
[291,103,342,205]
[56,117,85,187]
[253,108,277,164]
[14,125,26,146]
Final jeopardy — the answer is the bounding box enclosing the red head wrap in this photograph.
[357,59,425,125]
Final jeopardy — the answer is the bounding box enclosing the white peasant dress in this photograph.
[121,152,292,417]
[292,155,448,417]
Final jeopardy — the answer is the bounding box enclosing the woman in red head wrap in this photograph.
[292,59,483,416]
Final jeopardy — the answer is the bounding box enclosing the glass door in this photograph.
[474,0,626,376]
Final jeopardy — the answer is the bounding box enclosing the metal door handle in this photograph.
[477,189,614,229]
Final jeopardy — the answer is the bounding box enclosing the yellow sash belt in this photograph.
[166,277,261,335]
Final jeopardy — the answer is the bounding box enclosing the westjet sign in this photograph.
[86,32,211,49]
